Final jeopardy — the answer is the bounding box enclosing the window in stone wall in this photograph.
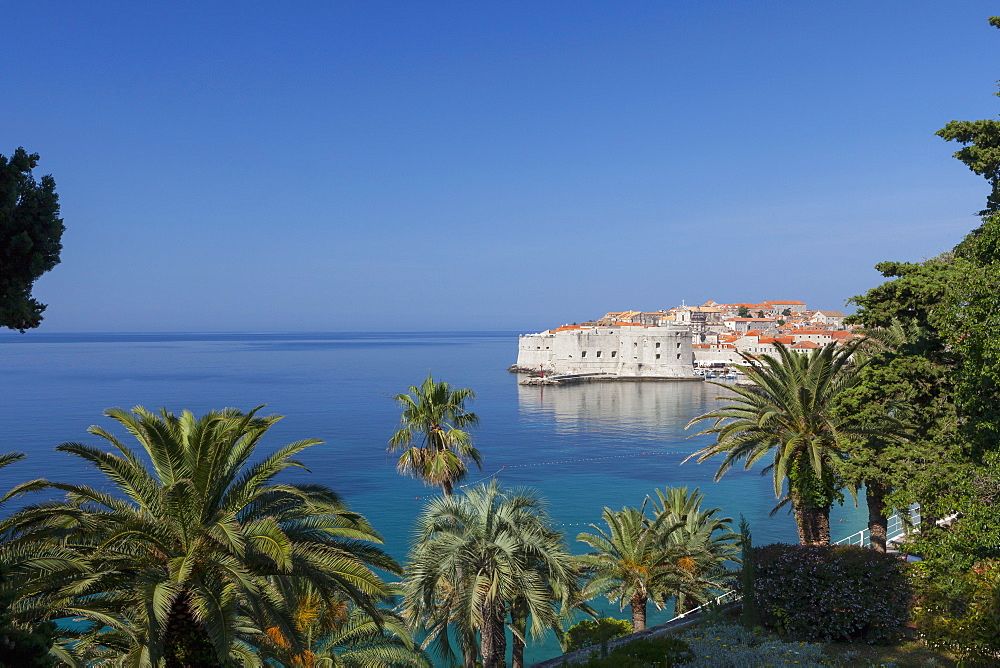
[676,354,681,360]
[677,342,681,348]
[655,342,661,348]
[611,351,617,358]
[581,351,587,358]
[597,351,602,358]
[655,354,661,359]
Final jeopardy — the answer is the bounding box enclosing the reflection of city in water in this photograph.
[517,378,730,447]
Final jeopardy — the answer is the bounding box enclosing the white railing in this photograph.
[663,589,741,623]
[833,504,921,548]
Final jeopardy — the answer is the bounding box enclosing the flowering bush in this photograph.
[752,543,910,643]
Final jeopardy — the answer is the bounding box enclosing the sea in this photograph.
[0,331,867,665]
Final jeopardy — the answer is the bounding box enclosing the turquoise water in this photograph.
[0,331,866,665]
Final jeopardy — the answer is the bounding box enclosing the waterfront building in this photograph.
[514,324,694,377]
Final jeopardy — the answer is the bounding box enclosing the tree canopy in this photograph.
[388,376,482,496]
[0,148,64,332]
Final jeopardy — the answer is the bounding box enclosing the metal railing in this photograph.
[833,504,921,548]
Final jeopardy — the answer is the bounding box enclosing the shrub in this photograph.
[910,558,1000,662]
[574,635,694,667]
[564,617,633,652]
[752,543,910,643]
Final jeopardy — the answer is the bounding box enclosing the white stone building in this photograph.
[515,325,694,377]
[811,310,847,328]
[764,300,808,315]
[722,317,778,334]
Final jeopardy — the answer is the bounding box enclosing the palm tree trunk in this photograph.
[630,591,647,631]
[817,507,831,545]
[463,641,477,668]
[462,636,477,668]
[793,499,813,545]
[792,496,830,545]
[481,600,507,668]
[678,592,702,615]
[510,598,527,668]
[442,479,454,496]
[163,591,217,668]
[866,480,889,553]
[512,633,525,668]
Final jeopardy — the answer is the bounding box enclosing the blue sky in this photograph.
[4,1,998,332]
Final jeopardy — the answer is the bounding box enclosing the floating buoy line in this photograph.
[455,449,701,490]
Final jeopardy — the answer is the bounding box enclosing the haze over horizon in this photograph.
[4,2,997,333]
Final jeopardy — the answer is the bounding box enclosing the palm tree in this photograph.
[7,406,400,666]
[576,505,684,631]
[403,481,575,668]
[507,538,591,668]
[685,342,866,545]
[388,375,482,496]
[0,452,66,666]
[258,580,430,667]
[647,487,739,614]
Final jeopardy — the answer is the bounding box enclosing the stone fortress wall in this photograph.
[514,325,694,377]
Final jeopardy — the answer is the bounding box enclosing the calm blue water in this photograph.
[0,331,866,664]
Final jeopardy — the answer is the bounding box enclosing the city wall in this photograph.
[514,326,694,377]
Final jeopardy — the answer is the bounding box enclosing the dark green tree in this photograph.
[836,312,961,545]
[844,20,1000,655]
[737,306,750,317]
[934,15,1000,456]
[936,17,1000,216]
[942,214,1000,453]
[737,516,757,629]
[0,148,64,332]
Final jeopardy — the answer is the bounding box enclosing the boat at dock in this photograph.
[519,372,704,386]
